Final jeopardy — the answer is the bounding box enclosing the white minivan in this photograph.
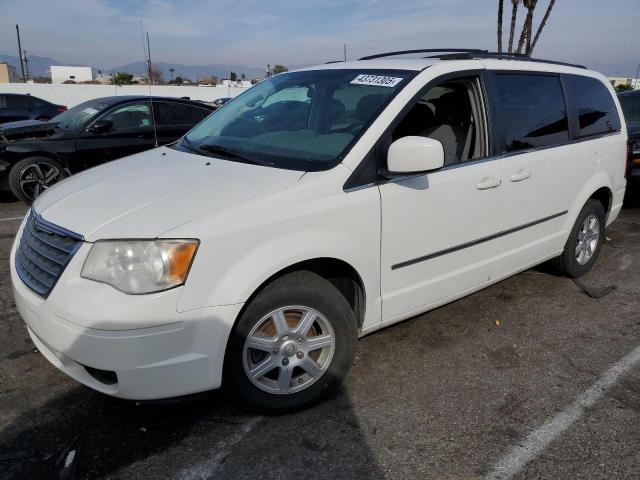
[11,50,628,412]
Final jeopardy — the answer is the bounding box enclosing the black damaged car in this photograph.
[0,96,214,203]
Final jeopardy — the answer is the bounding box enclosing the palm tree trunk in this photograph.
[529,0,556,54]
[516,0,537,54]
[498,0,504,52]
[508,0,519,53]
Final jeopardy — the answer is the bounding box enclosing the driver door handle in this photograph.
[476,176,502,190]
[510,168,532,182]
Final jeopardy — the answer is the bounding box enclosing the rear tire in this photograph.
[8,157,66,205]
[552,199,605,278]
[224,271,358,413]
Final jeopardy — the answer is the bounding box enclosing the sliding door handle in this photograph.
[510,168,532,182]
[476,176,502,190]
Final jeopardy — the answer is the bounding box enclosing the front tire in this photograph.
[552,199,605,277]
[8,157,66,205]
[224,271,358,413]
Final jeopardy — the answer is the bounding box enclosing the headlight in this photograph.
[81,239,199,294]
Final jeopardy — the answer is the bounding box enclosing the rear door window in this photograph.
[493,73,569,153]
[154,102,210,126]
[5,95,26,109]
[153,102,211,126]
[564,75,621,138]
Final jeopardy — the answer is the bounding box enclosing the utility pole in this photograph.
[146,32,152,84]
[23,50,29,80]
[15,24,26,82]
[343,44,347,62]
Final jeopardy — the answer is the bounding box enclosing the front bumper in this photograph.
[10,225,242,400]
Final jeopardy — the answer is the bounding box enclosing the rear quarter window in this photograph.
[564,75,621,138]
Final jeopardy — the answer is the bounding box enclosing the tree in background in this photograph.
[110,72,134,86]
[241,73,246,81]
[529,0,556,54]
[171,76,184,85]
[516,0,537,54]
[169,68,175,82]
[149,66,163,84]
[230,71,237,81]
[614,83,633,93]
[270,65,288,75]
[507,0,520,53]
[498,0,556,56]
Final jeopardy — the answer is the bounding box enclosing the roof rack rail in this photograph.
[358,48,586,70]
[430,51,587,69]
[359,48,487,61]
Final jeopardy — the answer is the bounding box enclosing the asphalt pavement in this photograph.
[1,187,639,480]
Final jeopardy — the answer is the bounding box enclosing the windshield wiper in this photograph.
[197,143,268,166]
[180,135,200,154]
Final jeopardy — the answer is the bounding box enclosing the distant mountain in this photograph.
[107,61,265,81]
[0,54,77,77]
[0,53,267,81]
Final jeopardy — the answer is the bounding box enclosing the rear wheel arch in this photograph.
[590,186,612,220]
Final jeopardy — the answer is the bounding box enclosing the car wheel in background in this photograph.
[8,157,67,205]
[552,199,606,277]
[224,271,358,413]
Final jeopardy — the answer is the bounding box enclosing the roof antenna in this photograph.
[139,19,159,147]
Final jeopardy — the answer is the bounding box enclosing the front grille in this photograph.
[15,212,83,297]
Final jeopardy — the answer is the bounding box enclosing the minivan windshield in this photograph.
[179,69,415,170]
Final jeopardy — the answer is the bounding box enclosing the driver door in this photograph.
[75,101,156,170]
[379,72,504,321]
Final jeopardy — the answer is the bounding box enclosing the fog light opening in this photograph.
[83,365,118,385]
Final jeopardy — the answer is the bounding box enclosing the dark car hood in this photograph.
[0,120,61,142]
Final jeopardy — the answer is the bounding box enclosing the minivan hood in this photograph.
[34,147,304,240]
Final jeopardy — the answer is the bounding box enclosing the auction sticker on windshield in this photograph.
[350,74,403,87]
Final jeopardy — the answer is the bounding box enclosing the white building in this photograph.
[50,66,93,84]
[608,76,640,90]
[220,79,253,88]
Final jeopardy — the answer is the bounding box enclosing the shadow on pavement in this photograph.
[0,383,385,479]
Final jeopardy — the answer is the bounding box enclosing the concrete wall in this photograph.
[0,83,250,107]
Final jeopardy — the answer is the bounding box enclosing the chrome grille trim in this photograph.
[15,212,83,298]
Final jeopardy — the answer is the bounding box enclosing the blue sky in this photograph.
[0,0,638,75]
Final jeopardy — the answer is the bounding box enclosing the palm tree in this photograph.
[507,0,520,53]
[497,0,504,52]
[529,0,556,54]
[516,0,537,54]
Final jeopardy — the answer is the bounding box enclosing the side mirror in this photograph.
[87,119,113,134]
[387,136,444,174]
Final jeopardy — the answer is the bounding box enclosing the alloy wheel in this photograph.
[575,214,600,265]
[242,306,335,395]
[19,162,62,200]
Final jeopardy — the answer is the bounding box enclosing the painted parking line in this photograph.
[486,344,640,480]
[0,216,25,222]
